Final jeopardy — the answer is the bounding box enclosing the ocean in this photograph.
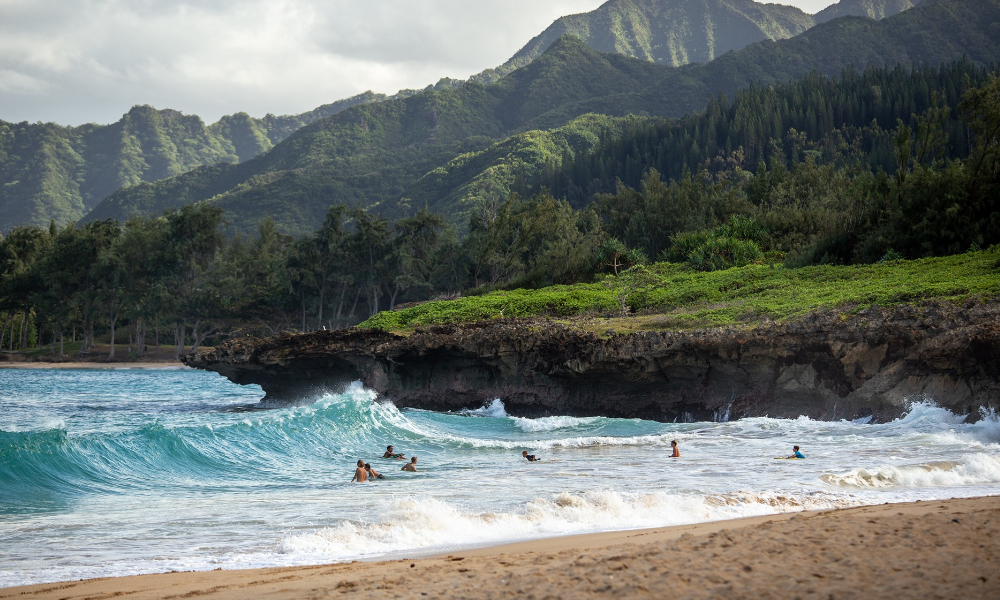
[1,367,998,588]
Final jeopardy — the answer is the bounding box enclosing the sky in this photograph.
[0,0,837,126]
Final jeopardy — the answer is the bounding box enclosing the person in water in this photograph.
[365,463,384,480]
[788,445,805,459]
[351,459,368,482]
[522,450,540,462]
[383,445,405,459]
[670,440,680,457]
[401,456,418,472]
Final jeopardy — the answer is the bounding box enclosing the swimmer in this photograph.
[365,463,384,480]
[351,459,368,482]
[787,445,805,459]
[383,445,405,459]
[522,450,540,462]
[670,440,680,458]
[401,456,418,472]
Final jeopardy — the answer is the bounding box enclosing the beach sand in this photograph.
[4,496,997,599]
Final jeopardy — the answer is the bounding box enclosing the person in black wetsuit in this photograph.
[522,450,540,462]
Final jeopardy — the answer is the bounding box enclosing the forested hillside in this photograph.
[0,92,385,233]
[0,0,942,235]
[3,62,997,358]
[85,0,1000,235]
[537,60,985,203]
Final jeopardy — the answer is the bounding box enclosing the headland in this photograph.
[185,299,1000,422]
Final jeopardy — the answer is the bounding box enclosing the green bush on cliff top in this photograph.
[360,249,1000,331]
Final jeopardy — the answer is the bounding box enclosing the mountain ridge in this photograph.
[84,0,1000,235]
[0,92,387,232]
[0,0,931,233]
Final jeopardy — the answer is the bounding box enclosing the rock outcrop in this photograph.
[184,300,1000,422]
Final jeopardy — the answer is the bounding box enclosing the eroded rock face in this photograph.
[183,300,1000,422]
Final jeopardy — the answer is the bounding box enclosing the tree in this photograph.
[163,205,225,357]
[602,265,658,317]
[348,208,391,318]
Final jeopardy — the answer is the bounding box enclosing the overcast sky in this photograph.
[0,0,836,126]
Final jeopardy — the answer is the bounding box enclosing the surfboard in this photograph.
[773,457,804,460]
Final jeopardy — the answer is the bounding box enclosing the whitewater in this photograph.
[1,368,998,588]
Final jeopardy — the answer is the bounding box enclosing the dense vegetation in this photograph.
[0,0,925,238]
[361,249,1000,332]
[82,0,1000,236]
[0,93,387,233]
[2,64,997,356]
[537,60,987,203]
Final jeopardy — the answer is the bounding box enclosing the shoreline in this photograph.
[4,495,997,599]
[0,361,188,370]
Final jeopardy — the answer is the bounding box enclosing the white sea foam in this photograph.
[512,415,602,433]
[821,453,1000,488]
[280,489,857,561]
[459,399,509,418]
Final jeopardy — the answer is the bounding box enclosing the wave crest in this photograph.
[820,454,1000,488]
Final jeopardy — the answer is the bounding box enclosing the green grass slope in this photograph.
[361,249,1000,332]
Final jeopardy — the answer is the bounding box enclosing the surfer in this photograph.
[365,463,385,480]
[787,445,805,459]
[383,445,405,459]
[401,456,418,472]
[522,450,540,462]
[351,459,369,482]
[670,440,680,457]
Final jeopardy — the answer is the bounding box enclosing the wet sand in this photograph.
[3,496,997,599]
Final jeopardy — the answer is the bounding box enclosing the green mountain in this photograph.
[83,0,1000,236]
[814,0,920,23]
[475,0,923,85]
[507,0,814,69]
[0,92,384,232]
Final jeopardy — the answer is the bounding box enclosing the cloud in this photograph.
[0,69,52,94]
[0,0,833,126]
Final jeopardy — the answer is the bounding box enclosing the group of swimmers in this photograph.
[351,445,418,482]
[352,440,801,481]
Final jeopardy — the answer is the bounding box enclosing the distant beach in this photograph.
[0,361,187,370]
[3,496,997,600]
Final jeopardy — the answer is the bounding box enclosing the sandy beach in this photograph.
[4,496,997,600]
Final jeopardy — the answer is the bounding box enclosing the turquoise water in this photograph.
[1,368,998,588]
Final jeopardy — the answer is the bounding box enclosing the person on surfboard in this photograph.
[787,445,805,459]
[670,440,680,457]
[351,459,369,482]
[522,450,541,462]
[383,445,405,459]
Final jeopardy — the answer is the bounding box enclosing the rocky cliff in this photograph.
[184,300,1000,422]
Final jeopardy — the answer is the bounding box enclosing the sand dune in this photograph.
[4,496,997,599]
